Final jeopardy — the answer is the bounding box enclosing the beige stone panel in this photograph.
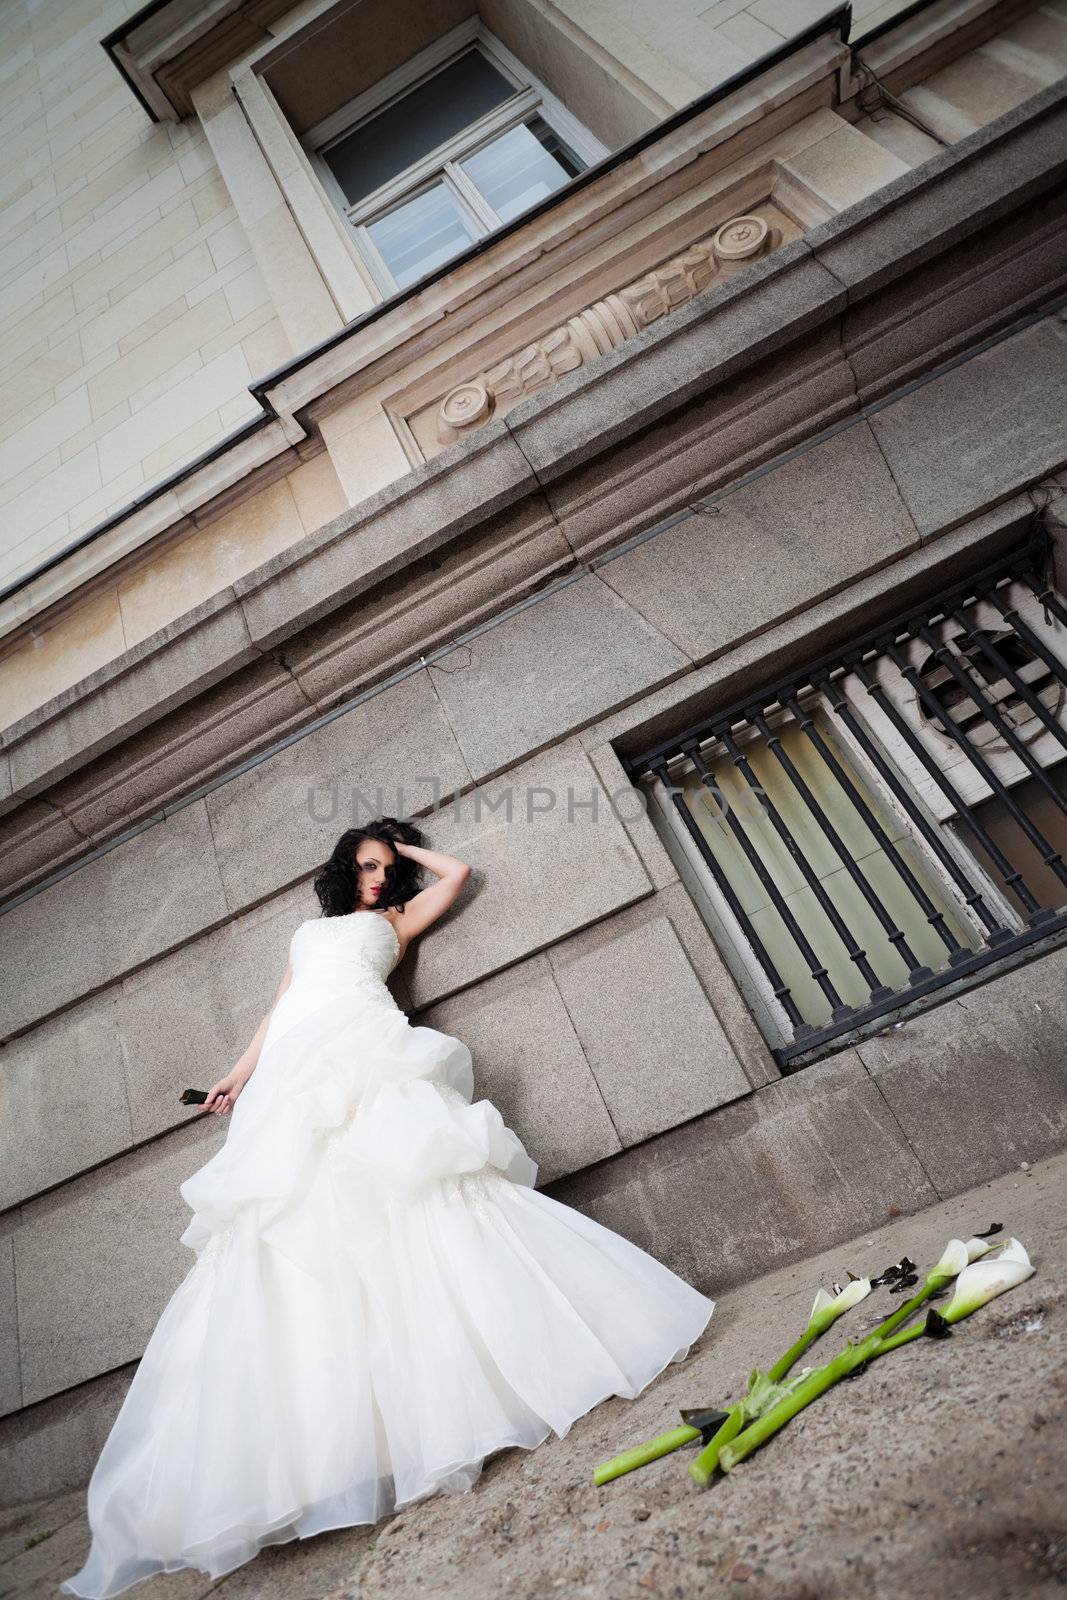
[0,175,56,250]
[0,449,61,511]
[221,262,271,323]
[71,202,199,313]
[780,119,911,212]
[66,167,186,272]
[287,451,348,534]
[241,314,291,379]
[218,390,260,430]
[81,242,214,361]
[65,463,145,535]
[0,586,124,730]
[57,126,174,232]
[0,387,89,478]
[2,443,100,553]
[0,346,80,428]
[58,398,130,465]
[0,207,61,286]
[138,411,221,481]
[4,241,69,318]
[116,296,186,357]
[87,292,232,420]
[116,477,305,648]
[96,344,251,481]
[198,301,276,367]
[192,174,231,226]
[320,406,410,506]
[243,201,342,351]
[718,9,787,52]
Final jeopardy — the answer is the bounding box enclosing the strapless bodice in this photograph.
[290,912,401,995]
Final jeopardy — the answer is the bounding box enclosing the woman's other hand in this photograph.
[202,1068,249,1115]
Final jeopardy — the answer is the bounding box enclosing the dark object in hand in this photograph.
[180,1088,209,1105]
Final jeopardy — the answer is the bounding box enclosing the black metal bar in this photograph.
[1024,571,1067,631]
[888,638,1067,902]
[621,535,1047,784]
[912,622,1067,866]
[989,584,1067,700]
[714,730,857,1019]
[855,654,1045,922]
[782,695,952,973]
[949,607,1067,761]
[819,672,1005,944]
[650,757,810,1036]
[778,920,1067,1068]
[750,712,903,994]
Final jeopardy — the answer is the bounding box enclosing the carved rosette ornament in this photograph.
[436,213,778,444]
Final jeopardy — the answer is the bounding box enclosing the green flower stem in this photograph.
[768,1328,820,1384]
[719,1335,880,1472]
[687,1405,745,1486]
[593,1423,702,1486]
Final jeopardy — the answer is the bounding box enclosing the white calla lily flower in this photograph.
[808,1277,871,1330]
[963,1236,996,1262]
[943,1238,1034,1322]
[931,1238,969,1279]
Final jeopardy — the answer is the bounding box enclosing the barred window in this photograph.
[627,542,1067,1068]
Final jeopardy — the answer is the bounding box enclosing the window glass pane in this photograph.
[366,181,481,287]
[324,49,516,206]
[459,115,584,222]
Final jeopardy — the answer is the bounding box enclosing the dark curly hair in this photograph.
[312,817,425,917]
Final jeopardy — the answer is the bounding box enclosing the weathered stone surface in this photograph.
[0,1221,19,1418]
[504,244,846,486]
[234,421,541,646]
[203,669,471,911]
[422,953,622,1186]
[0,998,133,1211]
[0,801,230,1041]
[869,316,1067,536]
[806,78,1067,296]
[425,573,691,782]
[398,740,654,1009]
[856,943,1067,1196]
[539,326,859,563]
[115,898,302,1145]
[596,420,919,664]
[545,1049,938,1292]
[281,498,573,712]
[548,914,752,1146]
[841,185,1067,403]
[5,587,258,799]
[14,1117,222,1406]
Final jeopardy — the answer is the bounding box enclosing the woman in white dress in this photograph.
[60,819,716,1598]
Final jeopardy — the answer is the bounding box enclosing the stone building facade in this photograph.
[1,0,1066,1500]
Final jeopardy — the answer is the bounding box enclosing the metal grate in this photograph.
[623,538,1067,1067]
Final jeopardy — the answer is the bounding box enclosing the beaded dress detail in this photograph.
[61,910,715,1598]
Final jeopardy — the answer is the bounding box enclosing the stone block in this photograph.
[203,670,471,911]
[234,420,541,647]
[539,326,858,561]
[549,913,752,1146]
[400,740,654,1008]
[806,79,1067,298]
[545,1049,938,1293]
[869,316,1067,536]
[0,801,230,1040]
[597,420,919,663]
[5,585,258,797]
[425,572,690,781]
[422,953,622,1185]
[0,1222,19,1417]
[856,945,1067,1196]
[0,1369,134,1506]
[280,495,572,713]
[0,998,133,1210]
[14,1117,223,1406]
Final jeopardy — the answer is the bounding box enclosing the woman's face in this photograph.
[355,838,396,907]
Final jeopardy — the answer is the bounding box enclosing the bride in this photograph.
[61,818,716,1598]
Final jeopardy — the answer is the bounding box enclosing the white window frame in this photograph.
[301,18,610,295]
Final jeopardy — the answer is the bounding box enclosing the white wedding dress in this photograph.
[61,910,715,1598]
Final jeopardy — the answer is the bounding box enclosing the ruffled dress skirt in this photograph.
[60,922,716,1597]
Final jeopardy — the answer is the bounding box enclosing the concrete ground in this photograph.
[3,1150,1064,1600]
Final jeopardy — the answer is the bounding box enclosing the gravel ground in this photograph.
[3,1150,1064,1600]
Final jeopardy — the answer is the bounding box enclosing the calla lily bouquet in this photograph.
[593,1225,1034,1489]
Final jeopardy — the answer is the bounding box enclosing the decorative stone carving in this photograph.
[436,213,779,443]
